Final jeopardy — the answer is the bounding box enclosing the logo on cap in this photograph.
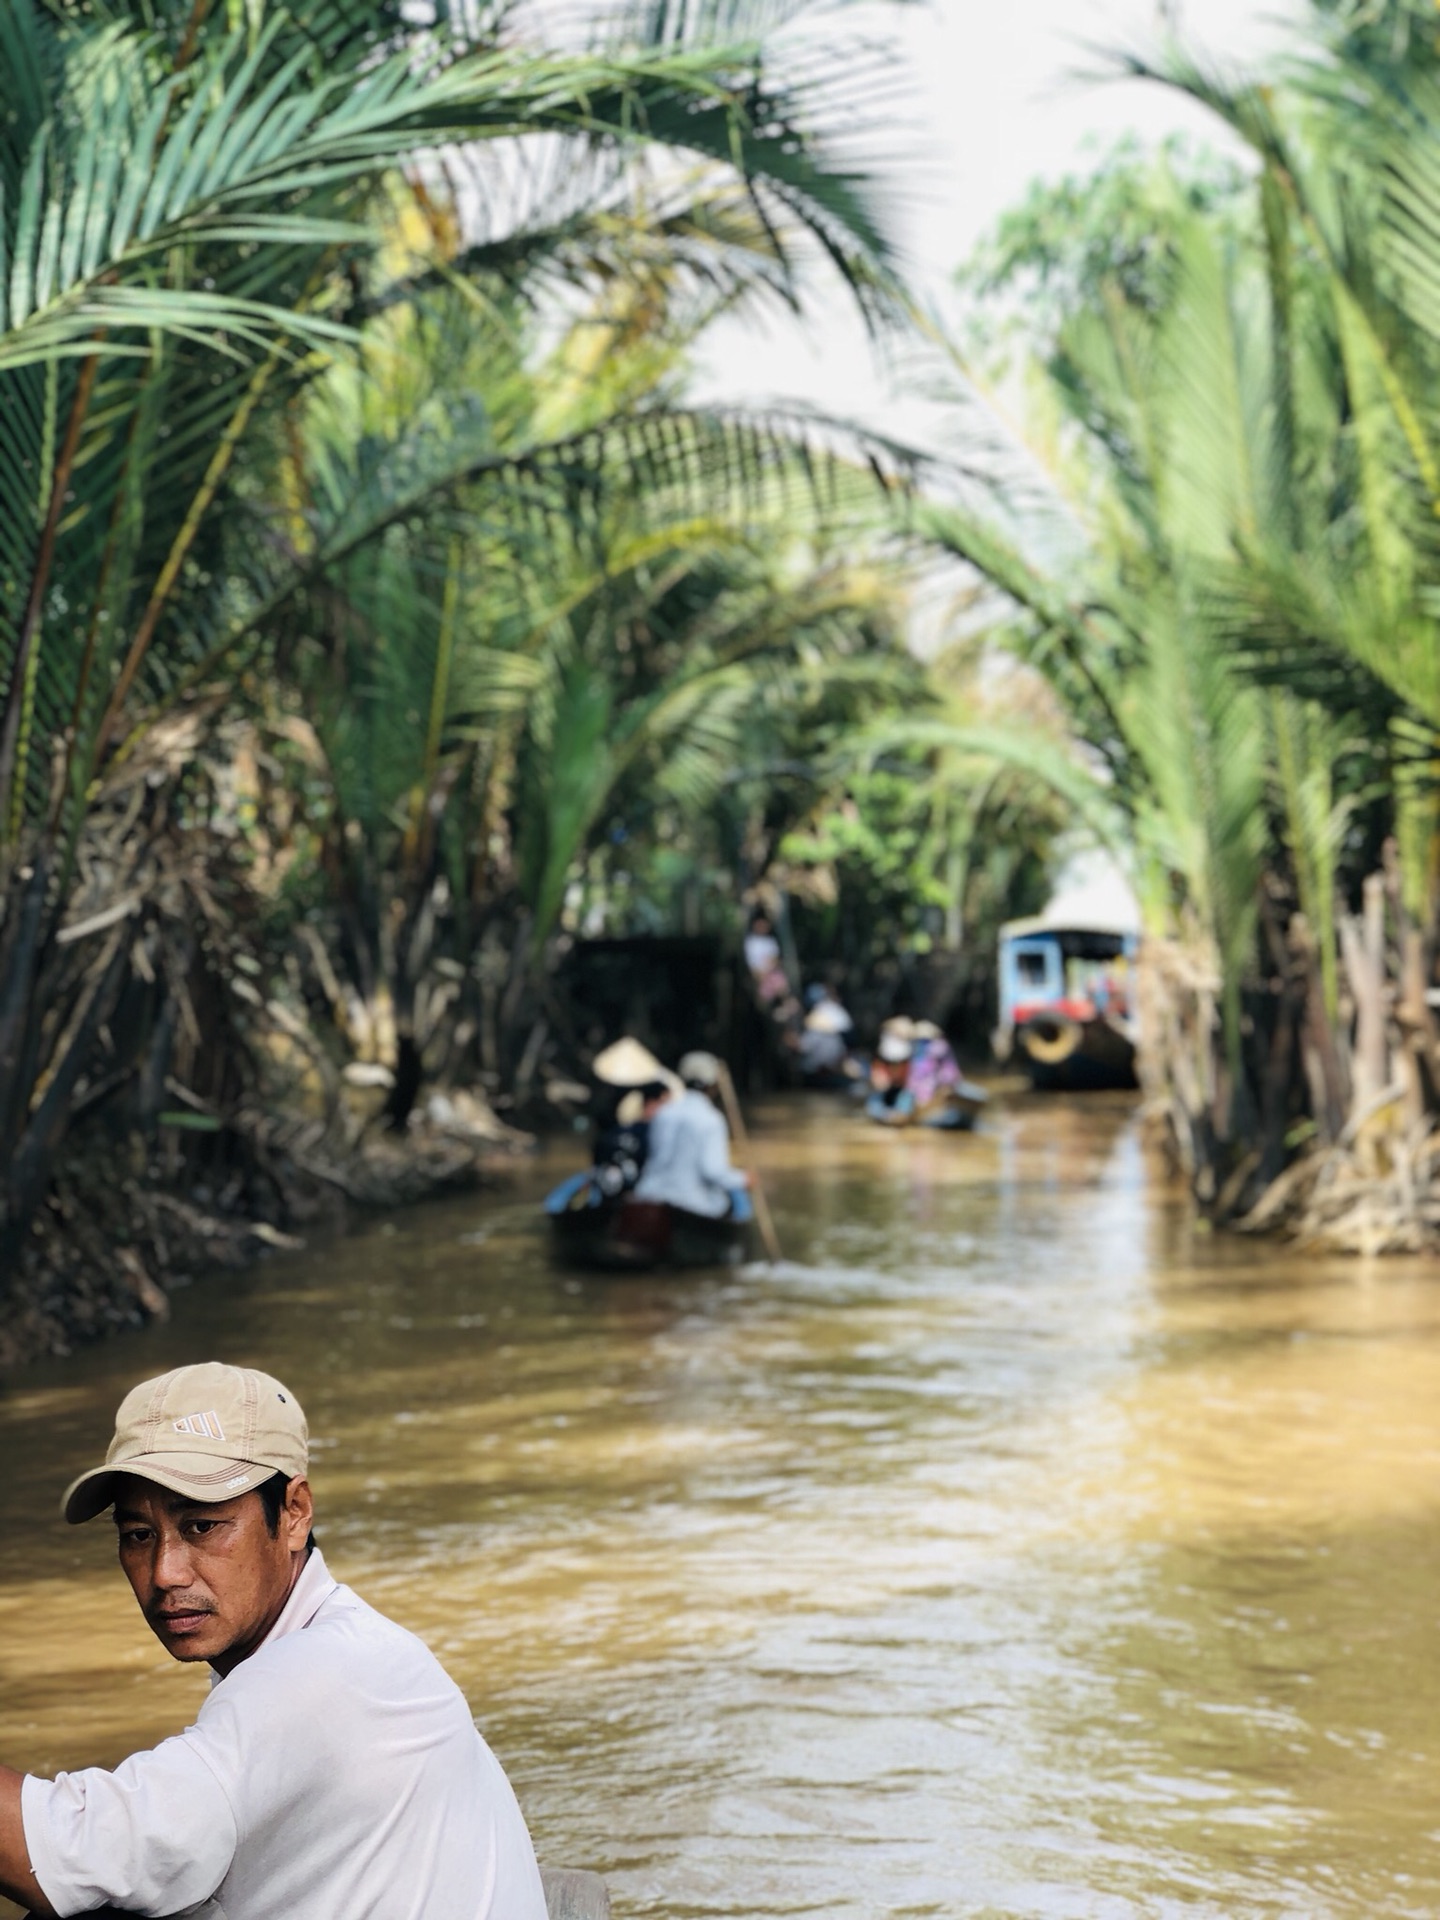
[173,1410,226,1440]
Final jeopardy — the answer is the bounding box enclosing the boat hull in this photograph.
[545,1173,754,1271]
[1015,1012,1137,1090]
[864,1080,988,1130]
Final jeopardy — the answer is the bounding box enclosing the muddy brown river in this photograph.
[3,1093,1440,1918]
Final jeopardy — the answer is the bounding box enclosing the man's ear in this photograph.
[282,1476,314,1551]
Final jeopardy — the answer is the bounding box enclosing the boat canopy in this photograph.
[998,916,1139,945]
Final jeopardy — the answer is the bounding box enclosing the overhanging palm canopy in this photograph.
[0,0,907,839]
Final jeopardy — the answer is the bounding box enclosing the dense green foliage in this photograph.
[13,0,1440,1327]
[0,0,925,1270]
[932,0,1440,1228]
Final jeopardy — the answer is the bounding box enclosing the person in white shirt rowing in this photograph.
[632,1051,751,1220]
[0,1361,547,1920]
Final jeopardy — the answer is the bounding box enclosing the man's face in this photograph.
[112,1474,313,1675]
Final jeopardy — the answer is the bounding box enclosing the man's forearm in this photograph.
[0,1767,54,1916]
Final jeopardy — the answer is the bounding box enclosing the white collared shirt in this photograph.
[633,1089,746,1218]
[22,1548,547,1920]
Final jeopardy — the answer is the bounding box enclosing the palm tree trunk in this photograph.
[1,924,131,1269]
[0,846,55,1152]
[1340,873,1390,1124]
[0,354,101,833]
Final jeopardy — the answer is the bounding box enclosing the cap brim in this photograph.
[62,1453,275,1525]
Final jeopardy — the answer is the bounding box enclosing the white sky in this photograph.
[693,0,1305,433]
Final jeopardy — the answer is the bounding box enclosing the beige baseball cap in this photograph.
[62,1362,309,1525]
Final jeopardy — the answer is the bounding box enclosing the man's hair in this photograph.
[257,1469,316,1549]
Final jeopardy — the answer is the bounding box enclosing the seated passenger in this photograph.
[0,1364,546,1920]
[866,1023,915,1122]
[798,985,854,1080]
[633,1052,750,1218]
[908,1020,961,1111]
[743,913,789,1007]
[798,1022,846,1079]
[592,1082,670,1195]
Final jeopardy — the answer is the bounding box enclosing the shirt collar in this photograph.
[209,1545,339,1681]
[266,1545,338,1645]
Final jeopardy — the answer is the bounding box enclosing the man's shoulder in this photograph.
[277,1581,435,1664]
[208,1583,456,1713]
[650,1098,689,1141]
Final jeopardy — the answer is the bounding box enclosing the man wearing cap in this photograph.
[632,1052,749,1219]
[0,1362,547,1920]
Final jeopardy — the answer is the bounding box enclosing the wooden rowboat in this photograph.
[864,1079,987,1131]
[542,1867,610,1918]
[544,1171,754,1271]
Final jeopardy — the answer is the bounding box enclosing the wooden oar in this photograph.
[715,1060,783,1265]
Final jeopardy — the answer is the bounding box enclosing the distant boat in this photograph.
[994,917,1139,1090]
[863,1078,988,1130]
[543,1171,754,1270]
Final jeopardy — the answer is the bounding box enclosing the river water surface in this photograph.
[3,1094,1440,1918]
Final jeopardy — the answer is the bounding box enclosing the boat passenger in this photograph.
[0,1362,546,1920]
[797,985,854,1080]
[743,912,789,1007]
[592,1080,671,1194]
[908,1020,962,1110]
[866,1021,915,1124]
[633,1051,751,1218]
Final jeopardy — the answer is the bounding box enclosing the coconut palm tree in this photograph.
[0,0,907,1265]
[251,266,915,1115]
[920,96,1427,1211]
[914,4,1440,1240]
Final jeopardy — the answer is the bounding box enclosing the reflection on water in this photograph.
[3,1094,1440,1918]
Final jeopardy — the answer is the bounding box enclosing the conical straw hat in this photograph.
[805,1001,851,1035]
[592,1037,668,1087]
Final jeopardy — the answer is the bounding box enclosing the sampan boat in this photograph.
[864,1078,988,1130]
[994,916,1139,1090]
[544,1170,754,1271]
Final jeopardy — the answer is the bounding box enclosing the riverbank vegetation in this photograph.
[933,0,1440,1252]
[0,0,944,1358]
[5,0,1440,1368]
